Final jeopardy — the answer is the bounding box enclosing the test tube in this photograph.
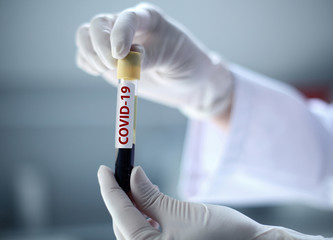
[115,51,141,192]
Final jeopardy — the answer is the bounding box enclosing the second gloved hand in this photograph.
[76,3,233,118]
[98,165,268,240]
[98,166,329,240]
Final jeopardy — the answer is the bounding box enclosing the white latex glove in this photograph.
[97,165,329,240]
[76,3,233,118]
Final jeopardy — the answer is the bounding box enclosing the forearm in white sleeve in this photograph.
[179,64,333,208]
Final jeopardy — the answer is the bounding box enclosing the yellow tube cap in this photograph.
[117,51,141,80]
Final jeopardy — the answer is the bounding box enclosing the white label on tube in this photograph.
[115,82,135,148]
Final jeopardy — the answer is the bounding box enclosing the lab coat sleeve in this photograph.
[178,64,333,208]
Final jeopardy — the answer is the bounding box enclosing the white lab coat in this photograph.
[179,64,333,208]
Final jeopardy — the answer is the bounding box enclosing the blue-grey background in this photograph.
[0,0,332,239]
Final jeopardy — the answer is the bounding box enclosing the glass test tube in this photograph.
[115,51,141,192]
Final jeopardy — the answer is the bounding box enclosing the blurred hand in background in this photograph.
[76,3,233,121]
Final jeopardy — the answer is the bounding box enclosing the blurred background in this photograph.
[0,0,332,239]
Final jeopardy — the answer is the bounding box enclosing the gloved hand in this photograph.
[76,3,233,118]
[98,165,329,240]
[98,165,261,239]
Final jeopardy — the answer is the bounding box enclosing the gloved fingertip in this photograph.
[131,166,145,180]
[112,44,128,59]
[111,46,118,59]
[97,165,113,181]
[97,165,121,192]
[131,166,151,188]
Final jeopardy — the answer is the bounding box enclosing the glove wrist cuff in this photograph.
[253,226,328,240]
[180,58,234,119]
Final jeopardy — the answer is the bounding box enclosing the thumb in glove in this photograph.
[129,166,263,240]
